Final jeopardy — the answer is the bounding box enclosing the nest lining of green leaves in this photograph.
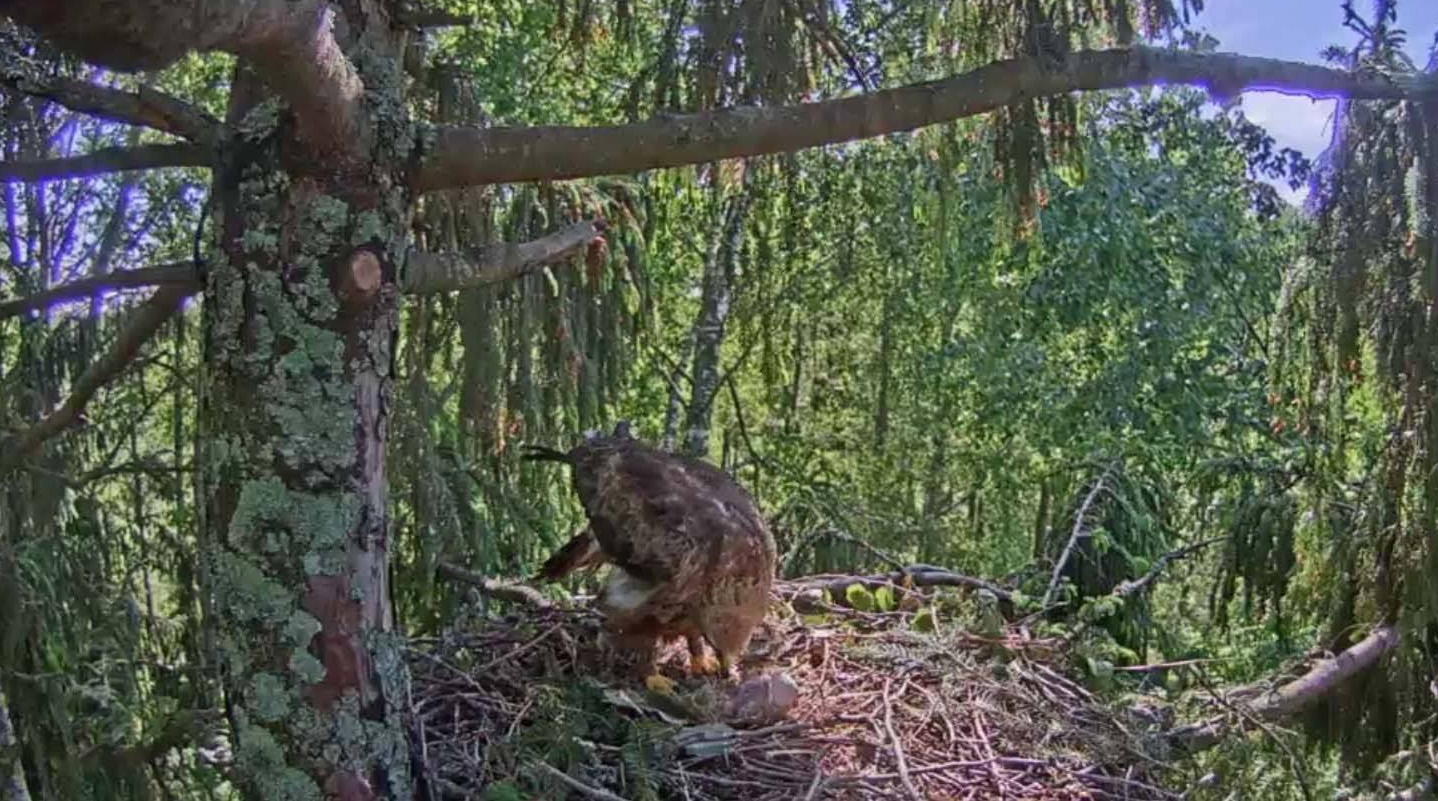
[406,576,1183,800]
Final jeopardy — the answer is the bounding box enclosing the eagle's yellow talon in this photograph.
[690,653,722,676]
[644,674,677,694]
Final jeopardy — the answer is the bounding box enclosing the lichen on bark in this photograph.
[197,73,414,801]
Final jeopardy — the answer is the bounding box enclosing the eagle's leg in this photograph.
[601,622,675,694]
[686,632,722,676]
[629,637,678,694]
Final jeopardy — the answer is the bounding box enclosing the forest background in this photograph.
[0,0,1436,799]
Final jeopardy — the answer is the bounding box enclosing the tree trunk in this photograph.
[195,35,414,801]
[683,178,753,458]
[0,687,29,801]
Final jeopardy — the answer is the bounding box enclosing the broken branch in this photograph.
[435,562,552,609]
[0,222,602,321]
[403,219,602,294]
[1112,536,1225,600]
[0,284,191,477]
[1168,624,1400,754]
[0,143,210,183]
[414,47,1438,190]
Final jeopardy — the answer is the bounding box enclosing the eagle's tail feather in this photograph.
[520,444,571,464]
[534,528,605,582]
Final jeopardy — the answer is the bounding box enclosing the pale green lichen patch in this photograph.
[213,552,294,625]
[350,209,386,246]
[236,97,282,141]
[284,609,324,648]
[302,195,351,251]
[289,649,328,685]
[249,672,291,723]
[234,720,322,801]
[227,478,361,559]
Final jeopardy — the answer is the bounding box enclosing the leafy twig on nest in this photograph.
[782,565,1015,606]
[529,761,629,801]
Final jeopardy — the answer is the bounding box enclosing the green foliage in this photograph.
[1,2,1431,799]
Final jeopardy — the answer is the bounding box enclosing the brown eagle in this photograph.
[523,422,776,687]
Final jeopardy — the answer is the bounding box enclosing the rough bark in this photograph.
[197,138,413,801]
[683,182,753,458]
[176,2,415,798]
[414,47,1438,190]
[0,688,29,801]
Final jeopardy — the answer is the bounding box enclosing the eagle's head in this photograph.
[582,420,634,443]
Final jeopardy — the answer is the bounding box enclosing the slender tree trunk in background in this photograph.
[0,687,28,801]
[193,23,414,801]
[873,288,895,447]
[683,179,753,458]
[661,356,687,451]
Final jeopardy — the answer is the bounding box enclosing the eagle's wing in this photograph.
[534,527,607,582]
[583,447,726,590]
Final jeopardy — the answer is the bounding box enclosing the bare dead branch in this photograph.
[1112,537,1226,599]
[1169,624,1400,754]
[1391,775,1436,801]
[414,47,1437,191]
[0,284,191,477]
[0,63,221,143]
[435,562,553,609]
[0,143,210,183]
[1043,462,1116,608]
[403,219,602,294]
[0,263,197,320]
[1056,537,1226,641]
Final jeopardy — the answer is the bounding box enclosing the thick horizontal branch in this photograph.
[1169,624,1400,754]
[1,222,601,320]
[0,143,210,183]
[435,562,552,609]
[2,0,367,164]
[0,263,196,320]
[395,7,472,28]
[403,219,602,294]
[414,46,1438,191]
[224,2,368,163]
[0,63,220,143]
[0,284,191,477]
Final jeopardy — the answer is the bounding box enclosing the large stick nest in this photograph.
[407,578,1180,800]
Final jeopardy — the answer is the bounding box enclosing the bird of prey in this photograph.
[524,422,776,691]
